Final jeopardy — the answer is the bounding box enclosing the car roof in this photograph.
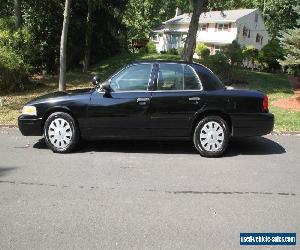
[132,60,190,65]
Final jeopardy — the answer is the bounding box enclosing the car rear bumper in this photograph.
[231,113,274,137]
[18,115,43,136]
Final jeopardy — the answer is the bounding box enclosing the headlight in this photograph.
[22,106,37,116]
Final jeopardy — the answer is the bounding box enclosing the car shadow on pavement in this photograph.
[33,136,286,156]
[225,137,286,157]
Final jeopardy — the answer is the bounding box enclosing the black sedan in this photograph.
[18,61,274,157]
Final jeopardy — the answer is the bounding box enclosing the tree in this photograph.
[14,0,22,29]
[278,28,300,67]
[242,45,259,71]
[182,0,207,62]
[258,39,283,71]
[83,0,93,72]
[225,40,243,66]
[59,0,72,91]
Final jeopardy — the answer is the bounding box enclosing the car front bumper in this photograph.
[231,113,274,137]
[18,115,43,136]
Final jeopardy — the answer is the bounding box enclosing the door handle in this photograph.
[137,97,150,102]
[189,97,201,101]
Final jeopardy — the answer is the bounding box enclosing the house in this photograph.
[151,9,270,55]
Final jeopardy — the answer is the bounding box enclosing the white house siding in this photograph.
[196,22,238,54]
[236,10,270,50]
[151,9,270,55]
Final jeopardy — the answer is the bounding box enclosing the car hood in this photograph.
[27,88,94,104]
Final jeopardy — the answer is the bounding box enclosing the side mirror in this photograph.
[100,82,112,93]
[92,75,100,86]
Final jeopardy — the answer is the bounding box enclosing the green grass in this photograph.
[0,52,299,132]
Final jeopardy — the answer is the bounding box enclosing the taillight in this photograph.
[263,95,268,112]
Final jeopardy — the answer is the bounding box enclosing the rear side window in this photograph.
[192,64,224,91]
[157,63,183,90]
[157,63,201,91]
[184,65,201,90]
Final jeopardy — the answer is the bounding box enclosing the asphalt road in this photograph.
[0,128,299,249]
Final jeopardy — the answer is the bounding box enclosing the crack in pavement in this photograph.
[0,180,296,196]
[164,190,296,196]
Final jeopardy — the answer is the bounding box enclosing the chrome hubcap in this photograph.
[200,121,224,152]
[48,118,72,149]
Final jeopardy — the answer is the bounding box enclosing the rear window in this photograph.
[192,64,224,91]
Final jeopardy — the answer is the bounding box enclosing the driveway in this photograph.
[0,128,299,249]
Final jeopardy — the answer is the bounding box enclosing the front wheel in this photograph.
[193,116,229,157]
[44,112,79,153]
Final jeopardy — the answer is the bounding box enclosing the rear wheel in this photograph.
[44,112,79,153]
[193,116,229,157]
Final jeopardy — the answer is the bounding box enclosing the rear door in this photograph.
[150,63,205,137]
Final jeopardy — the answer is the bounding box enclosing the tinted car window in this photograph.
[192,64,224,91]
[110,64,152,91]
[184,65,201,90]
[157,63,183,90]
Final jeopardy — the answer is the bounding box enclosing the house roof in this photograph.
[165,9,257,24]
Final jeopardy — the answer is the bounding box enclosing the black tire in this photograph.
[44,112,79,153]
[193,116,229,157]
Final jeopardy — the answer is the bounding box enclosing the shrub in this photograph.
[286,67,295,75]
[0,20,36,73]
[201,52,232,83]
[225,40,243,66]
[167,48,178,55]
[242,45,259,70]
[178,47,184,57]
[257,39,284,72]
[146,41,157,53]
[0,47,29,91]
[195,43,210,59]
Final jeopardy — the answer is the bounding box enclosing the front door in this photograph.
[150,63,204,137]
[86,63,154,138]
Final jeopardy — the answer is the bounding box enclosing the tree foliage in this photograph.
[258,39,284,71]
[225,40,243,66]
[242,45,259,70]
[195,43,210,59]
[279,28,300,66]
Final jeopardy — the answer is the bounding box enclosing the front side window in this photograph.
[110,64,152,91]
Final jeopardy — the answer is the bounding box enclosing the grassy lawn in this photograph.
[0,52,299,132]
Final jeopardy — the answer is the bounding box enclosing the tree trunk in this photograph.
[59,0,72,92]
[14,0,22,29]
[182,0,206,62]
[83,0,93,73]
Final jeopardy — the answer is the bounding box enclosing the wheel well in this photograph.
[41,108,78,134]
[191,111,232,136]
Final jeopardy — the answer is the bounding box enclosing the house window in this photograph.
[256,33,262,43]
[248,30,251,38]
[217,23,229,31]
[255,13,259,22]
[152,34,159,42]
[200,24,208,31]
[243,26,249,37]
[169,34,181,49]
